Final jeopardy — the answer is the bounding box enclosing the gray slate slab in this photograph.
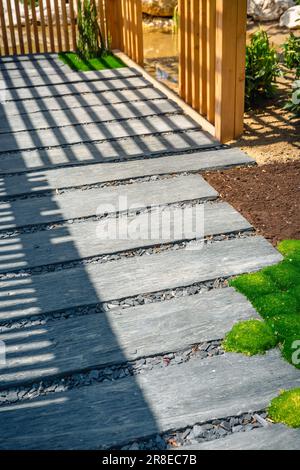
[0,87,164,117]
[0,63,71,79]
[0,350,299,449]
[0,67,138,90]
[183,425,300,450]
[0,114,198,153]
[0,288,258,388]
[1,76,150,101]
[0,237,281,323]
[0,202,251,273]
[0,175,217,231]
[0,99,180,134]
[0,148,254,197]
[0,131,217,174]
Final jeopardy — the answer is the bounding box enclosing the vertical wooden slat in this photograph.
[46,0,55,52]
[6,0,17,55]
[30,0,40,53]
[54,0,62,52]
[120,0,127,53]
[135,0,143,65]
[0,0,9,56]
[129,0,136,62]
[234,0,247,137]
[98,0,106,48]
[125,0,131,58]
[215,0,238,142]
[206,0,216,124]
[14,0,25,54]
[61,0,70,51]
[184,0,192,106]
[39,0,48,53]
[69,0,77,50]
[199,0,207,116]
[178,0,185,100]
[23,0,32,54]
[190,0,200,111]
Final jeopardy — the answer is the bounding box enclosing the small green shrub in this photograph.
[284,79,300,116]
[268,389,300,428]
[245,30,281,108]
[222,320,278,356]
[77,0,105,60]
[283,33,300,78]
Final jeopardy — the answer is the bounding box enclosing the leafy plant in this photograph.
[283,33,300,79]
[77,0,105,60]
[245,30,281,108]
[284,79,300,116]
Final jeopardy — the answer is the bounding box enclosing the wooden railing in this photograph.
[178,0,247,142]
[0,0,143,64]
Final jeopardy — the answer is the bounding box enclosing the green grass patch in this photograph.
[227,240,300,368]
[58,52,126,72]
[268,389,300,428]
[223,319,278,356]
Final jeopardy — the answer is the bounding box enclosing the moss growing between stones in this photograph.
[268,389,300,428]
[223,319,278,356]
[227,240,300,367]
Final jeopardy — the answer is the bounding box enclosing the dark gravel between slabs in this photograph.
[204,161,300,246]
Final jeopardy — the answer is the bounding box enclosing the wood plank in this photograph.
[1,76,153,102]
[0,67,139,90]
[206,0,216,124]
[0,115,199,153]
[6,0,17,55]
[183,425,300,450]
[0,132,228,174]
[0,87,164,118]
[46,0,55,52]
[0,99,181,134]
[23,0,33,54]
[0,174,217,231]
[30,0,40,53]
[38,0,48,53]
[0,288,258,388]
[0,202,252,273]
[0,350,298,449]
[0,0,9,56]
[14,0,25,55]
[0,237,282,323]
[0,148,254,196]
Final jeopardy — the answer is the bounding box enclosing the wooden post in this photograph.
[215,0,247,142]
[106,0,123,50]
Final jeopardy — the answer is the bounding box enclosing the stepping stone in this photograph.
[0,288,258,388]
[0,67,138,90]
[0,350,298,449]
[0,131,217,174]
[0,99,180,134]
[1,76,151,102]
[0,175,217,231]
[0,114,198,153]
[0,87,164,117]
[0,202,251,273]
[182,425,300,450]
[0,149,253,197]
[0,237,282,323]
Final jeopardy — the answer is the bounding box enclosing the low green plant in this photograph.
[268,389,300,428]
[284,79,300,116]
[223,320,278,356]
[228,240,300,368]
[245,30,281,108]
[77,0,105,60]
[283,33,300,79]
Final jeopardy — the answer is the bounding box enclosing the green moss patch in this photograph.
[223,320,278,356]
[268,389,300,428]
[58,52,126,71]
[227,240,300,367]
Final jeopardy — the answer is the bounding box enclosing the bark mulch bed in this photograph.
[204,161,300,246]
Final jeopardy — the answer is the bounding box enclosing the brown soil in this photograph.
[204,161,300,246]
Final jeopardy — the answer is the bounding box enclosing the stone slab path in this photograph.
[0,54,298,450]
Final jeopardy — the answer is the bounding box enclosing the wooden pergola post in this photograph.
[215,0,247,142]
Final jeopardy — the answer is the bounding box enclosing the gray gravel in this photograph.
[0,277,230,329]
[0,339,222,407]
[119,411,270,450]
[0,231,254,279]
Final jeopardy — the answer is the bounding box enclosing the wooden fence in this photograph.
[0,0,143,64]
[178,0,247,142]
